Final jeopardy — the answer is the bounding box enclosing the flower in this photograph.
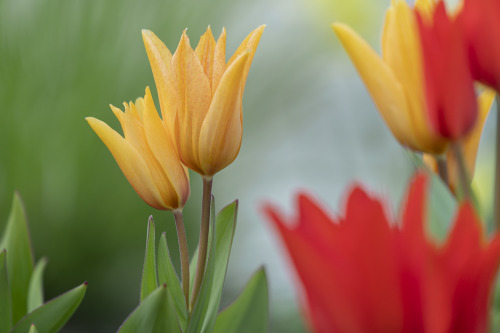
[86,87,190,211]
[142,26,265,177]
[264,172,500,333]
[416,1,477,140]
[461,0,500,92]
[424,89,495,192]
[332,0,447,153]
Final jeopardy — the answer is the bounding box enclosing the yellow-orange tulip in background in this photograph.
[332,0,447,154]
[142,26,265,177]
[87,88,190,211]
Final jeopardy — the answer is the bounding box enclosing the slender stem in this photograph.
[494,97,500,230]
[452,142,471,201]
[436,155,449,187]
[190,176,213,310]
[173,210,190,310]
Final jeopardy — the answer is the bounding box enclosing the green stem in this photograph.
[173,210,190,310]
[190,176,213,310]
[436,154,449,188]
[452,142,471,201]
[494,97,500,230]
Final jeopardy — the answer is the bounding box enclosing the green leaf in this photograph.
[214,268,269,333]
[118,285,180,333]
[158,232,188,329]
[141,216,158,302]
[28,324,39,333]
[27,258,48,312]
[426,169,457,243]
[0,250,12,333]
[187,196,216,333]
[11,282,87,333]
[0,193,34,323]
[201,201,238,333]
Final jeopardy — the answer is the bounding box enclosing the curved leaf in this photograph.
[118,285,180,333]
[158,233,188,329]
[141,217,158,302]
[214,268,269,333]
[27,258,48,312]
[0,193,34,323]
[11,282,87,333]
[0,250,12,333]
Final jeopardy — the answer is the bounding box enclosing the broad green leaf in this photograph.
[141,217,158,302]
[201,201,238,333]
[11,282,87,333]
[28,257,48,312]
[28,324,39,333]
[187,196,216,333]
[0,250,12,333]
[189,248,199,293]
[0,193,34,323]
[158,232,188,329]
[118,285,180,333]
[214,268,269,333]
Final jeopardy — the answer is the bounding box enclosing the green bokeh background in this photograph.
[1,0,497,331]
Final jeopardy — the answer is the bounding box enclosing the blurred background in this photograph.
[0,0,497,331]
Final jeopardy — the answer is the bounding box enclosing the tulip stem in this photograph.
[190,176,213,310]
[436,155,449,187]
[494,97,500,230]
[173,210,190,310]
[452,142,471,201]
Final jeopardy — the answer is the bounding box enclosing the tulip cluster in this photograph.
[87,26,264,312]
[264,1,500,333]
[333,0,499,201]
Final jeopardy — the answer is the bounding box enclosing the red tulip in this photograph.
[416,1,477,140]
[461,0,500,91]
[264,173,500,333]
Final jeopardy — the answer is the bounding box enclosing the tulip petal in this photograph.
[142,87,190,208]
[142,29,178,133]
[383,1,447,152]
[195,26,216,84]
[332,23,419,149]
[198,52,249,175]
[86,117,167,210]
[227,25,265,93]
[212,28,226,94]
[172,31,212,173]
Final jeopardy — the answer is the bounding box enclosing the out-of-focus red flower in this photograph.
[461,0,500,92]
[416,1,477,140]
[264,173,500,333]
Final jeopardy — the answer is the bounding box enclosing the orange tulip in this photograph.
[142,26,264,177]
[87,88,190,211]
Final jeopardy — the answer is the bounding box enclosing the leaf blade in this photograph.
[213,268,269,333]
[140,216,158,302]
[27,257,48,313]
[0,193,34,323]
[11,282,87,333]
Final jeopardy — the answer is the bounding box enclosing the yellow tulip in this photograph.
[86,87,190,211]
[142,26,265,177]
[332,0,447,154]
[424,89,496,192]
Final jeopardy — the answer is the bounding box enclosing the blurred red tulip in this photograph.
[416,1,477,140]
[461,0,500,92]
[264,173,500,333]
